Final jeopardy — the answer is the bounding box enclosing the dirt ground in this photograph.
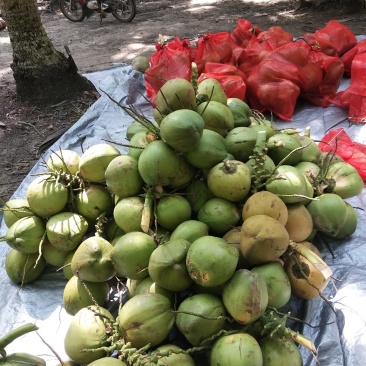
[0,0,365,202]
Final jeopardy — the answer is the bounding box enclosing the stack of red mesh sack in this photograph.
[143,19,365,123]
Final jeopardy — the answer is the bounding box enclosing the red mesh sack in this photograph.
[245,41,343,120]
[246,74,301,121]
[315,20,357,57]
[301,49,344,107]
[299,33,338,56]
[237,37,279,76]
[256,26,294,47]
[198,62,247,100]
[319,128,366,181]
[327,88,351,109]
[167,36,197,63]
[144,43,192,106]
[194,32,234,74]
[245,42,314,120]
[230,19,261,48]
[347,53,366,123]
[341,39,366,77]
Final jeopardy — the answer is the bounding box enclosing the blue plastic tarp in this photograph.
[1,54,366,365]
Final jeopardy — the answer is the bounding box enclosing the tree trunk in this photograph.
[0,0,95,105]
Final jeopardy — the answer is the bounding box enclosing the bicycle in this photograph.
[59,0,136,23]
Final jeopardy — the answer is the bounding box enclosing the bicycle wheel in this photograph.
[59,0,86,22]
[112,0,136,23]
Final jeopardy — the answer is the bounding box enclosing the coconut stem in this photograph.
[141,187,154,233]
[288,241,333,280]
[254,130,267,153]
[222,159,238,174]
[191,62,199,93]
[0,323,39,357]
[287,328,318,357]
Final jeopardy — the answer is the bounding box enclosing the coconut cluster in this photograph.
[0,76,363,366]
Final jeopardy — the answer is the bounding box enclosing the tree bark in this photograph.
[0,0,95,105]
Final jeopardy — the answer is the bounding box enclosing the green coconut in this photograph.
[186,235,239,287]
[138,140,180,186]
[266,132,303,166]
[210,333,263,366]
[63,275,110,315]
[156,195,192,231]
[2,198,35,228]
[4,216,46,254]
[197,197,241,236]
[78,143,120,183]
[148,239,193,292]
[113,196,145,233]
[74,184,114,223]
[175,293,227,346]
[131,55,150,73]
[118,293,175,349]
[196,100,234,137]
[64,305,114,364]
[184,177,214,214]
[105,154,144,198]
[160,109,205,152]
[110,231,156,280]
[46,149,80,175]
[225,126,258,162]
[71,236,116,282]
[155,78,197,116]
[226,97,252,127]
[222,269,268,325]
[5,249,46,284]
[184,129,228,170]
[170,220,209,243]
[197,78,227,104]
[26,175,68,218]
[154,344,195,365]
[46,212,89,252]
[251,261,292,309]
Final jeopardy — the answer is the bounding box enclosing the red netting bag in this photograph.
[194,32,234,74]
[319,128,366,181]
[329,53,366,123]
[299,33,338,56]
[231,19,261,48]
[167,36,197,63]
[246,75,301,121]
[301,49,344,107]
[245,42,320,120]
[237,37,279,76]
[198,62,247,100]
[256,26,293,47]
[347,53,366,123]
[314,20,357,57]
[237,27,293,77]
[341,39,366,77]
[144,43,192,106]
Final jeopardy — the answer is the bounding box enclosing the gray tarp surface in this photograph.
[1,43,366,365]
